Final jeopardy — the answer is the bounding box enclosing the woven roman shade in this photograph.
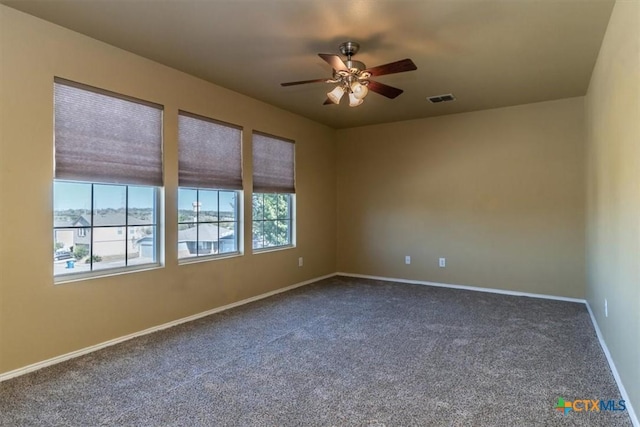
[252,132,295,193]
[178,111,243,189]
[54,78,163,186]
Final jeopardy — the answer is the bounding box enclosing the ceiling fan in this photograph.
[281,41,417,107]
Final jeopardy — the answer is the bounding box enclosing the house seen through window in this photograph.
[177,189,238,258]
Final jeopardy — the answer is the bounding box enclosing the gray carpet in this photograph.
[0,276,632,426]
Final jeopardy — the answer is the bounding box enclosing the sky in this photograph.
[177,188,236,212]
[54,181,236,213]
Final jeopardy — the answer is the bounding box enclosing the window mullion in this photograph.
[196,189,200,256]
[90,183,95,271]
[217,191,220,255]
[258,194,262,248]
[124,185,129,266]
[235,192,239,251]
[154,187,158,263]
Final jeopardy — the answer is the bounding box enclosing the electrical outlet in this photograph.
[405,256,411,265]
[605,298,608,317]
[439,257,446,268]
[298,257,303,267]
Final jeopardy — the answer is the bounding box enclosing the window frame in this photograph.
[251,192,295,252]
[177,187,242,263]
[53,181,162,283]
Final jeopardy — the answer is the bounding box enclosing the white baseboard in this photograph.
[336,272,586,303]
[585,302,639,427]
[0,273,336,383]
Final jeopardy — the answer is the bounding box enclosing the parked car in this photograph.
[54,250,73,261]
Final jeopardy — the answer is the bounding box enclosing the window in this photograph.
[252,132,295,250]
[53,182,159,275]
[53,79,163,279]
[178,111,242,260]
[178,189,239,257]
[252,193,292,249]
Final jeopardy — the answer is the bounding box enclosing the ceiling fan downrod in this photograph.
[339,41,366,73]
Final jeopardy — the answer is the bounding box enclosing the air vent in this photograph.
[428,93,456,103]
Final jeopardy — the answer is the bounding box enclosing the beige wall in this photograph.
[585,0,640,414]
[337,98,586,298]
[0,6,336,374]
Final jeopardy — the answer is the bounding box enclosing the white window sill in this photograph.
[252,244,295,255]
[54,263,163,285]
[178,252,242,265]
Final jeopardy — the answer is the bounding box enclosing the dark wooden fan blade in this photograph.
[281,78,329,87]
[367,80,404,99]
[323,98,335,105]
[364,58,417,76]
[318,53,348,71]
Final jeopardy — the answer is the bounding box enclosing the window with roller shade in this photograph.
[177,111,242,260]
[52,78,163,280]
[252,131,295,250]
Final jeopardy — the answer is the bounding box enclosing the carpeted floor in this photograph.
[0,276,633,426]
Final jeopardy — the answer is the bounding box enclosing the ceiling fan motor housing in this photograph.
[339,41,360,58]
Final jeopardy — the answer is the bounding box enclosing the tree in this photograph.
[252,193,290,247]
[73,246,89,260]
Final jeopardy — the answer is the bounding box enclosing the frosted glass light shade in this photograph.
[351,82,369,100]
[349,92,364,107]
[327,86,345,104]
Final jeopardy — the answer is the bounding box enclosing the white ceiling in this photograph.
[2,0,615,129]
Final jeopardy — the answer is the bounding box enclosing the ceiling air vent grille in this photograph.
[428,94,456,103]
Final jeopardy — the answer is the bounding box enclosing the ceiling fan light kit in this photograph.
[282,41,417,107]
